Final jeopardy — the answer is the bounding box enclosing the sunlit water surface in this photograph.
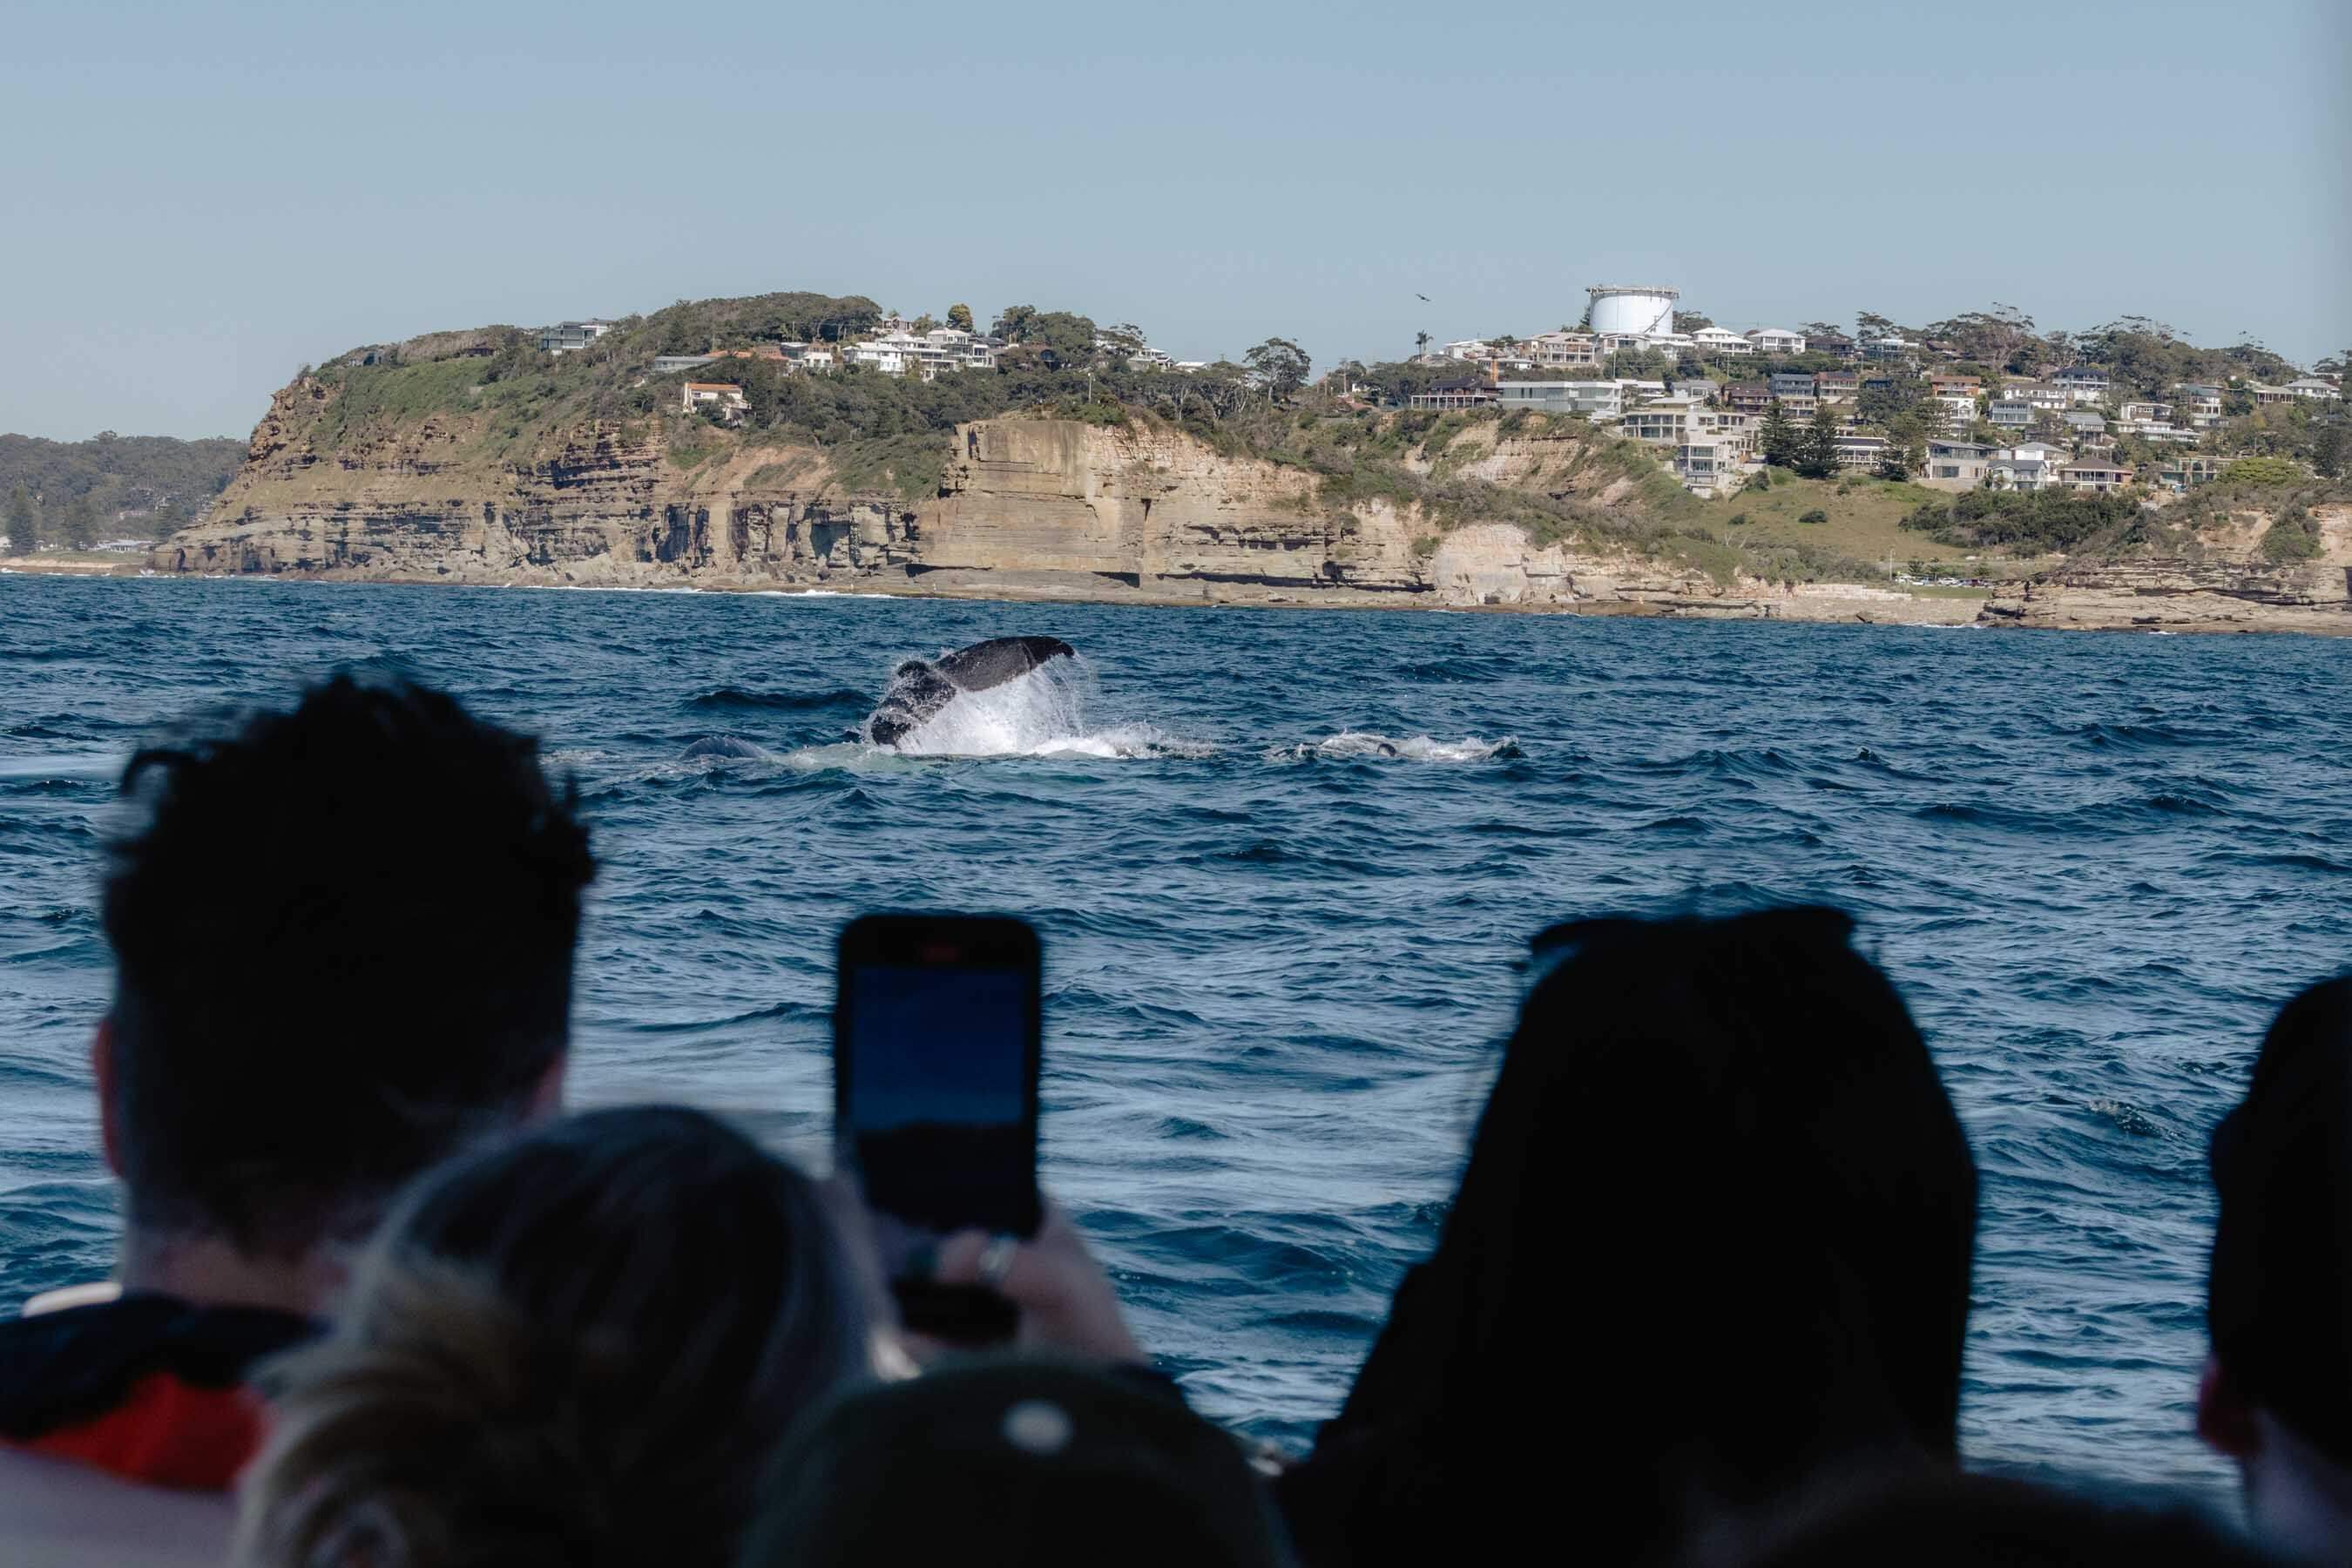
[4,573,2349,1499]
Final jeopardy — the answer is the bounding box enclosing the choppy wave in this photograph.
[1267,732,1524,763]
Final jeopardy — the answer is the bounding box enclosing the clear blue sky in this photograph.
[4,0,2344,441]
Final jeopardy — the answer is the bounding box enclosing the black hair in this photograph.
[1284,908,1977,1564]
[1745,1472,2267,1567]
[2207,976,2352,1463]
[101,674,594,1255]
[741,1357,1292,1568]
[235,1105,877,1568]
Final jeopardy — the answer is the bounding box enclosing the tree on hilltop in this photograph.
[2312,422,2345,479]
[910,314,936,335]
[3,486,34,555]
[991,304,1038,341]
[1797,402,1842,479]
[1879,412,1927,481]
[1245,337,1312,402]
[1760,400,1801,469]
[946,303,974,333]
[61,491,98,550]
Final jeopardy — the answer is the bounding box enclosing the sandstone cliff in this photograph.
[165,389,1829,615]
[159,375,2349,634]
[1980,505,2352,633]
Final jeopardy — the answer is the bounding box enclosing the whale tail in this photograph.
[866,637,1078,748]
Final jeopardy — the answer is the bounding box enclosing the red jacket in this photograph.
[0,1292,315,1490]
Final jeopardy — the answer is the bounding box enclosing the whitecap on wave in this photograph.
[1267,732,1524,763]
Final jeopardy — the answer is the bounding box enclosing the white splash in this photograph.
[879,659,1202,760]
[1268,732,1523,763]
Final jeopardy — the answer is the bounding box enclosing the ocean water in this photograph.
[3,573,2349,1497]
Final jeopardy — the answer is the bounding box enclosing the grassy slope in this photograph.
[1688,473,2057,585]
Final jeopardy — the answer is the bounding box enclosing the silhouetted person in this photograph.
[1276,908,1978,1565]
[1728,1471,2266,1567]
[2200,977,2352,1558]
[740,1356,1295,1568]
[233,1105,881,1568]
[0,677,591,1560]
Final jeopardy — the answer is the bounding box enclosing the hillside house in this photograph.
[2173,386,2226,427]
[1527,331,1601,368]
[1815,369,1861,402]
[1723,381,1773,413]
[1923,439,1996,489]
[2058,458,2133,492]
[1810,333,1857,360]
[1619,397,1705,446]
[1690,327,1755,356]
[1769,369,1817,400]
[1495,381,1622,417]
[1747,328,1807,355]
[539,319,616,355]
[1408,378,1497,410]
[2118,401,2171,422]
[2051,366,2111,403]
[1930,394,1980,431]
[1862,336,1919,363]
[1928,375,1982,397]
[682,382,747,420]
[1673,432,1752,497]
[653,353,720,375]
[2004,382,2072,410]
[1988,399,2034,430]
[2154,456,2229,491]
[1832,434,1889,470]
[2287,376,2342,401]
[1986,447,2064,492]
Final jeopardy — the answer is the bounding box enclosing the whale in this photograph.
[864,636,1077,747]
[680,735,769,761]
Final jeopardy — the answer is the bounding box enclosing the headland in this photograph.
[17,291,2349,634]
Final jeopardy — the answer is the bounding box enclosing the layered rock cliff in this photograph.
[160,375,2350,633]
[1980,506,2352,633]
[163,390,1799,613]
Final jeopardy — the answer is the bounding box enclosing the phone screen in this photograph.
[840,955,1040,1239]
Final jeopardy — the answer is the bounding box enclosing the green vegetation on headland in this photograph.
[2,432,244,554]
[203,289,2344,599]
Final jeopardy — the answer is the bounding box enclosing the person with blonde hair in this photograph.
[233,1105,880,1568]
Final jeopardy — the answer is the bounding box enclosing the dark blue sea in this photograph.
[4,573,2349,1498]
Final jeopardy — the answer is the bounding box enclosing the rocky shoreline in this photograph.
[124,396,2352,636]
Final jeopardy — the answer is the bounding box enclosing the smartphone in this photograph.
[834,914,1043,1341]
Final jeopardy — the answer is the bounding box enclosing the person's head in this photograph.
[740,1357,1294,1568]
[1727,1471,2267,1568]
[2200,976,2352,1553]
[1359,908,1976,1550]
[98,675,593,1274]
[233,1105,882,1568]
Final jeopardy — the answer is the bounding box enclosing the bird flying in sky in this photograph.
[1416,294,1430,302]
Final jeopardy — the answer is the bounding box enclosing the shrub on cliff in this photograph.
[2222,456,2301,487]
[1900,489,2132,551]
[2259,504,2324,564]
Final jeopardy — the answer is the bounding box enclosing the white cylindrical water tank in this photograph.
[1586,284,1680,339]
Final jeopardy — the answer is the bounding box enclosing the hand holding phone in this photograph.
[923,1206,1146,1365]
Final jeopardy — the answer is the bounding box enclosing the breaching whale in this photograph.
[864,636,1077,747]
